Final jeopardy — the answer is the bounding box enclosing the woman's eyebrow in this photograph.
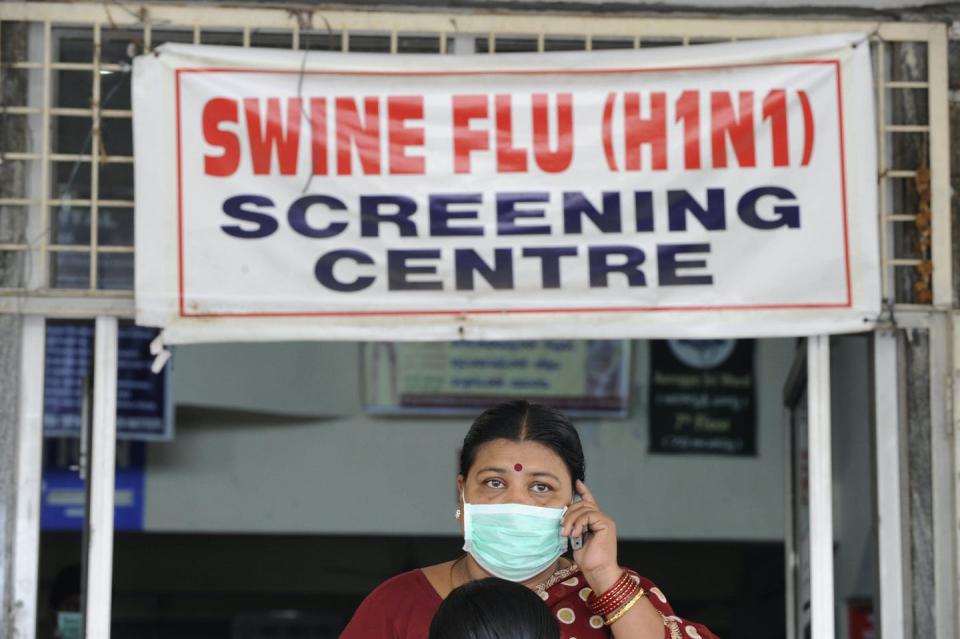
[476,466,508,474]
[529,471,561,482]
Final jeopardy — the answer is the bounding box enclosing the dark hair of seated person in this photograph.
[428,577,560,639]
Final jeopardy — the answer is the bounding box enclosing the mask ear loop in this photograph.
[456,489,466,520]
[461,491,475,551]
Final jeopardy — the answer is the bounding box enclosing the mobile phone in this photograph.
[570,494,585,550]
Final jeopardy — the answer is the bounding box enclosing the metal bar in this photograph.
[389,29,397,54]
[877,41,890,303]
[885,169,918,178]
[885,214,918,222]
[55,154,132,163]
[93,246,133,253]
[82,315,118,639]
[0,3,942,43]
[807,335,835,639]
[49,199,134,207]
[8,61,126,71]
[47,245,133,253]
[873,330,908,638]
[886,81,929,89]
[929,313,956,638]
[242,25,250,47]
[0,244,30,250]
[884,125,930,132]
[89,22,101,290]
[39,21,51,288]
[927,25,952,307]
[0,198,36,205]
[1,106,40,114]
[9,315,45,639]
[1,152,41,160]
[1,106,132,117]
[891,259,923,266]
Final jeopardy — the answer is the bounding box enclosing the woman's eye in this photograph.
[484,479,505,489]
[531,483,551,493]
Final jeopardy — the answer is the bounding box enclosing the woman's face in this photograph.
[459,439,574,509]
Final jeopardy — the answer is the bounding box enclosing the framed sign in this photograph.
[365,340,630,416]
[649,339,756,455]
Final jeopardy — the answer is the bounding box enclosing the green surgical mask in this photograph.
[462,499,569,582]
[56,612,82,639]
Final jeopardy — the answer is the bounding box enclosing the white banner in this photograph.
[133,34,879,344]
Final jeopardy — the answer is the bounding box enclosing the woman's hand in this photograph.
[561,480,622,593]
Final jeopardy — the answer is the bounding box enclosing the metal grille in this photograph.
[0,3,951,316]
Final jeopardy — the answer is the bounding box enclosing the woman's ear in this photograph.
[456,475,465,502]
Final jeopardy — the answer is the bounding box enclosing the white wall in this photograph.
[146,339,795,540]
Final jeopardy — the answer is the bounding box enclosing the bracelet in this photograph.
[604,587,647,626]
[588,571,641,617]
[588,574,630,612]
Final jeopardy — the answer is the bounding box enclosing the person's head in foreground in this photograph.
[428,577,560,639]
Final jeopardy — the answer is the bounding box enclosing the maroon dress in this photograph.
[339,565,719,639]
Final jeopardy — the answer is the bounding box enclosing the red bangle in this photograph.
[593,581,641,618]
[587,570,641,617]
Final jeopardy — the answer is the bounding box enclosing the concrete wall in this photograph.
[146,338,796,540]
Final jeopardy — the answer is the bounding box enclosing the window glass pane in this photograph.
[98,163,135,202]
[53,70,93,109]
[97,208,134,246]
[52,115,92,156]
[348,34,390,53]
[97,252,133,290]
[99,68,133,112]
[52,161,91,201]
[100,117,133,157]
[50,251,90,289]
[52,206,90,246]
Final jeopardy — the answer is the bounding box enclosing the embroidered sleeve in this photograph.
[626,570,720,639]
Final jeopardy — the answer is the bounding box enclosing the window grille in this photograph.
[0,3,950,316]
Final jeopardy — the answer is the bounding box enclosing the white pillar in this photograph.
[83,316,118,639]
[807,335,835,639]
[873,330,907,638]
[10,316,45,639]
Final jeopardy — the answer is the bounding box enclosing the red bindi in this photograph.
[514,463,523,472]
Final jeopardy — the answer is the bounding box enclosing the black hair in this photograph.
[429,577,560,639]
[459,400,585,484]
[49,563,82,610]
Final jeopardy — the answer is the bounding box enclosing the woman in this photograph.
[429,578,560,639]
[341,400,718,639]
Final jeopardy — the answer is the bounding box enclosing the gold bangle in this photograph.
[603,587,646,626]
